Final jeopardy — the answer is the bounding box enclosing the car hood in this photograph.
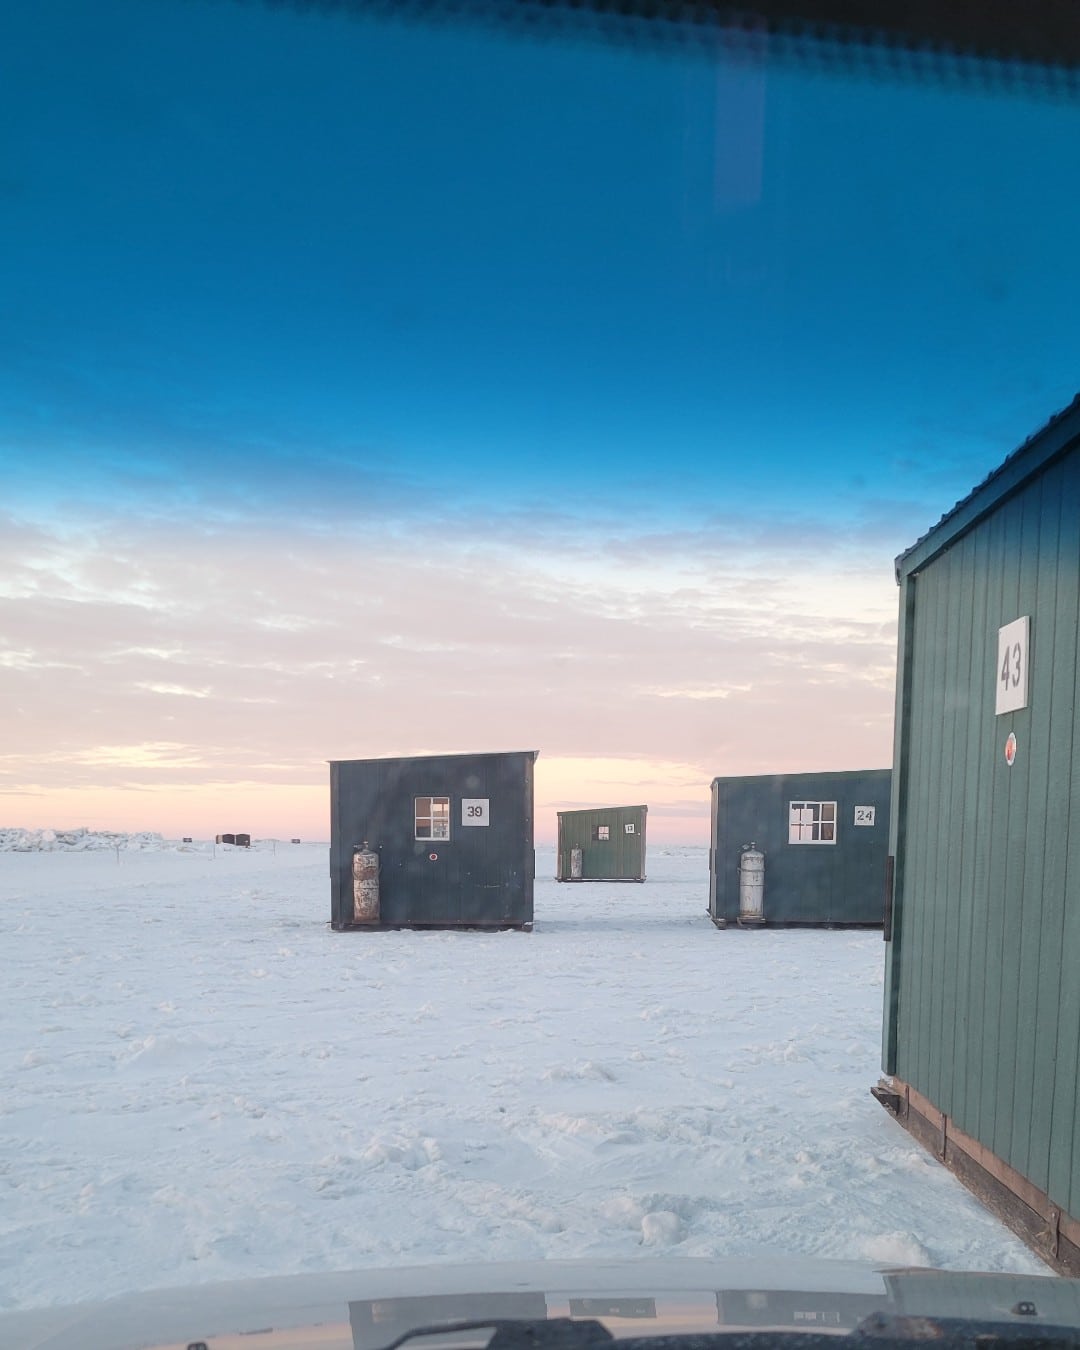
[2,1256,1079,1350]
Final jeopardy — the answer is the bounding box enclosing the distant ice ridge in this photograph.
[0,827,165,853]
[0,828,289,853]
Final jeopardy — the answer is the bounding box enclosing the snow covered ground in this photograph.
[0,840,1044,1313]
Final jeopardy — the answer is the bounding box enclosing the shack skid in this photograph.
[711,916,880,930]
[872,1075,1080,1275]
[332,921,532,933]
[556,876,646,883]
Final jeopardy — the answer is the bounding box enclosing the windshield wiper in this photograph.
[382,1319,614,1350]
[379,1316,1080,1350]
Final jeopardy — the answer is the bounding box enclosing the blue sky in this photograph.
[3,1,1080,839]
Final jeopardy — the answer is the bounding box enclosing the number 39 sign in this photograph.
[996,616,1029,715]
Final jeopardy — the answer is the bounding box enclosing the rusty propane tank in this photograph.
[352,841,380,924]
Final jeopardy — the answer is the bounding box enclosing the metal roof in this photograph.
[556,804,648,815]
[328,750,539,765]
[894,390,1080,582]
[710,767,889,785]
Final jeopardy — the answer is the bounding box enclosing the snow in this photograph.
[0,841,1045,1313]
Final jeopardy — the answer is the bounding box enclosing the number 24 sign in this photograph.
[996,616,1029,716]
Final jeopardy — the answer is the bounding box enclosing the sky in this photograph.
[3,0,1080,843]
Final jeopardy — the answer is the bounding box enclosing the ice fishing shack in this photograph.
[875,393,1080,1272]
[329,750,538,931]
[555,805,647,881]
[709,769,891,927]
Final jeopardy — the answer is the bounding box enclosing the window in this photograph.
[789,801,837,844]
[593,824,610,841]
[415,795,450,841]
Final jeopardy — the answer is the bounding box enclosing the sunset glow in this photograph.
[4,2,1080,843]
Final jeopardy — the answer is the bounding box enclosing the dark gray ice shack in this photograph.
[709,768,891,927]
[329,750,537,931]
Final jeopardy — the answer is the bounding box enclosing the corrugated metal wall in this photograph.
[556,806,647,880]
[886,444,1080,1216]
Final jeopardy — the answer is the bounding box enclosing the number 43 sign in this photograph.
[996,616,1029,716]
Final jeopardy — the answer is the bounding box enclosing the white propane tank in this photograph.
[738,843,765,925]
[352,841,380,924]
[570,847,583,880]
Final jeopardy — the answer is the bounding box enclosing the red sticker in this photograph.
[429,852,438,861]
[1005,732,1017,767]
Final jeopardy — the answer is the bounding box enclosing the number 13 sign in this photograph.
[996,616,1029,715]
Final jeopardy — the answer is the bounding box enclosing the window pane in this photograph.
[416,795,451,840]
[790,800,838,842]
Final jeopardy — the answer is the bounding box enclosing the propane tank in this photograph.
[352,841,380,924]
[738,843,765,925]
[570,847,583,880]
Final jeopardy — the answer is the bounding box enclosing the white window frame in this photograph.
[594,824,611,841]
[415,795,451,841]
[788,800,837,845]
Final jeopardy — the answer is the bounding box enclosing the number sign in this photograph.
[996,616,1029,715]
[461,798,490,827]
[853,806,876,826]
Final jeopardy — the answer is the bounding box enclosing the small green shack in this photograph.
[556,805,647,881]
[876,392,1080,1272]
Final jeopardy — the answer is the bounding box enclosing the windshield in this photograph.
[2,0,1079,1333]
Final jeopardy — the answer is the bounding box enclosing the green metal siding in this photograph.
[556,806,647,880]
[886,439,1080,1217]
[1045,463,1080,1207]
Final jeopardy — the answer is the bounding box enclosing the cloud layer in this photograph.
[1,497,898,841]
